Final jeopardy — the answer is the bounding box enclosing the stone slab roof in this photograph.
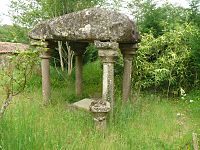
[29,7,140,44]
[0,42,29,54]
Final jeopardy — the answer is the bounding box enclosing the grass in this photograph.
[0,61,199,149]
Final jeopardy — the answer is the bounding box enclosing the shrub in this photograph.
[0,49,39,117]
[133,23,200,94]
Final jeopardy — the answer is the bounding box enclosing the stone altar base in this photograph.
[72,98,94,111]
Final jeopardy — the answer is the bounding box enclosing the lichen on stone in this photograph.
[29,7,140,44]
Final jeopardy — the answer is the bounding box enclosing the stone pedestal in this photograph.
[120,44,138,102]
[90,100,111,130]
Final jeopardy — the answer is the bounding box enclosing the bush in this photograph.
[133,24,200,94]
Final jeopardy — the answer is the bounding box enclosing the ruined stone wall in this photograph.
[0,54,11,67]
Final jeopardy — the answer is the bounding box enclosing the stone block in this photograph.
[72,98,94,111]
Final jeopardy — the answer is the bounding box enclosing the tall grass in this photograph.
[0,61,199,149]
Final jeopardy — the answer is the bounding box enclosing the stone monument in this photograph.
[29,7,140,129]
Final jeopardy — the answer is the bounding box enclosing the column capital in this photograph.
[120,43,138,54]
[94,41,119,50]
[31,39,51,59]
[95,41,119,63]
[120,43,138,60]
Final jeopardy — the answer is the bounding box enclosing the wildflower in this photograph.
[189,100,194,103]
[180,88,186,97]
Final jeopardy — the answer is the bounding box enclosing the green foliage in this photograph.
[128,0,190,36]
[27,60,102,103]
[114,49,124,76]
[134,24,200,93]
[0,25,28,43]
[125,0,200,94]
[0,42,199,149]
[84,44,98,64]
[0,1,199,149]
[6,0,200,96]
[0,49,39,97]
[82,60,102,97]
[188,0,200,27]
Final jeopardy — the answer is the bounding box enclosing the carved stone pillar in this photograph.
[90,41,118,129]
[70,42,88,96]
[120,44,138,102]
[31,40,51,105]
[96,41,118,107]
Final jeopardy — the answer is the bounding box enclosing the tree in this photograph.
[188,0,200,27]
[128,0,190,36]
[125,0,200,94]
[9,0,105,28]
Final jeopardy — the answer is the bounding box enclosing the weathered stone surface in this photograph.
[29,7,139,44]
[96,41,119,61]
[29,21,54,40]
[90,100,111,113]
[95,41,119,50]
[72,98,94,111]
[90,100,110,130]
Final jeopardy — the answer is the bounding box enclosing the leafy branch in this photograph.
[0,49,39,118]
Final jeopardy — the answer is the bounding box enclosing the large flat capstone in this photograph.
[29,7,139,44]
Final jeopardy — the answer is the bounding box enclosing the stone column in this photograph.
[70,42,88,96]
[40,50,51,105]
[120,44,138,102]
[90,41,118,129]
[31,40,51,105]
[97,41,118,108]
[75,52,83,96]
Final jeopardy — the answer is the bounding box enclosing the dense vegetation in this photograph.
[0,62,199,149]
[0,0,199,149]
[0,25,28,43]
[124,0,200,94]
